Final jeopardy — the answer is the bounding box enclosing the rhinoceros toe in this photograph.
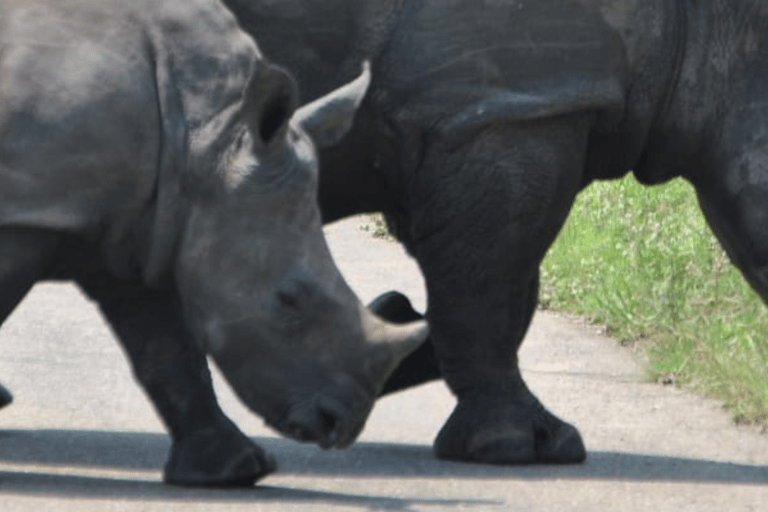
[534,419,586,464]
[163,421,276,487]
[433,397,586,465]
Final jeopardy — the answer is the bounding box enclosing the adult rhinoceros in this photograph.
[0,0,428,487]
[223,0,768,466]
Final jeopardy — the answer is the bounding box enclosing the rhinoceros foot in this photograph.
[163,419,276,487]
[0,382,12,409]
[434,396,585,465]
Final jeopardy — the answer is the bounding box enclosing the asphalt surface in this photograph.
[0,215,767,511]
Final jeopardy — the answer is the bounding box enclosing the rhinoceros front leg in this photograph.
[399,117,590,464]
[0,228,63,410]
[77,276,275,487]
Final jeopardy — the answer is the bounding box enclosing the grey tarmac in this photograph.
[0,215,766,511]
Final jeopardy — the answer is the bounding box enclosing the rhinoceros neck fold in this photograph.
[137,3,263,286]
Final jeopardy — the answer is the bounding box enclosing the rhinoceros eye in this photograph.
[276,287,301,309]
[275,276,313,313]
[274,282,312,333]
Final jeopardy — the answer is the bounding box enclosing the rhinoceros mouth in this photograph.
[273,390,373,449]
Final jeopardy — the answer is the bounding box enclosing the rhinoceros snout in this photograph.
[281,408,340,448]
[279,385,373,449]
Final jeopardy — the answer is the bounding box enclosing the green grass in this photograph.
[360,213,395,240]
[540,175,768,428]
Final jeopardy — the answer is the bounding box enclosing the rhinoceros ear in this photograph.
[292,61,371,148]
[243,62,300,148]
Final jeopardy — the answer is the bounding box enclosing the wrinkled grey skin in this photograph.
[0,0,428,487]
[224,0,768,466]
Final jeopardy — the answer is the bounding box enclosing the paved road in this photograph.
[0,216,766,511]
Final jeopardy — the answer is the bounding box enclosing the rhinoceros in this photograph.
[0,0,429,487]
[221,0,768,466]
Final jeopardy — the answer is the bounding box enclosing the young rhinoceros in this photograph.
[0,0,427,486]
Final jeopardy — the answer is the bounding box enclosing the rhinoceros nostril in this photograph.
[285,422,316,442]
[281,408,322,444]
[289,425,308,440]
[318,407,337,431]
[282,402,342,447]
[314,393,355,448]
[317,407,341,449]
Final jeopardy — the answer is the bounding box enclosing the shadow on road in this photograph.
[0,429,765,490]
[0,470,493,509]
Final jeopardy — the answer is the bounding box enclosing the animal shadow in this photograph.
[0,428,764,505]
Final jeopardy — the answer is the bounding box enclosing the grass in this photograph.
[540,174,768,428]
[360,213,395,240]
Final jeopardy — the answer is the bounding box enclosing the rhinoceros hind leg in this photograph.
[0,381,12,409]
[164,417,276,487]
[403,118,589,465]
[369,291,442,396]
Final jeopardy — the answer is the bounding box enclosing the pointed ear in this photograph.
[242,61,299,149]
[291,61,371,148]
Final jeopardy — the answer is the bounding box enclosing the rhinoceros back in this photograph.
[374,0,627,137]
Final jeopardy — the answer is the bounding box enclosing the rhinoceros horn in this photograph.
[292,61,372,148]
[360,305,429,391]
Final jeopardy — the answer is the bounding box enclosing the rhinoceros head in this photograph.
[174,63,427,448]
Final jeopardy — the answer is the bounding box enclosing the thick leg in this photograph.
[77,276,275,486]
[399,117,590,464]
[692,151,768,307]
[0,228,62,409]
[369,291,441,395]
